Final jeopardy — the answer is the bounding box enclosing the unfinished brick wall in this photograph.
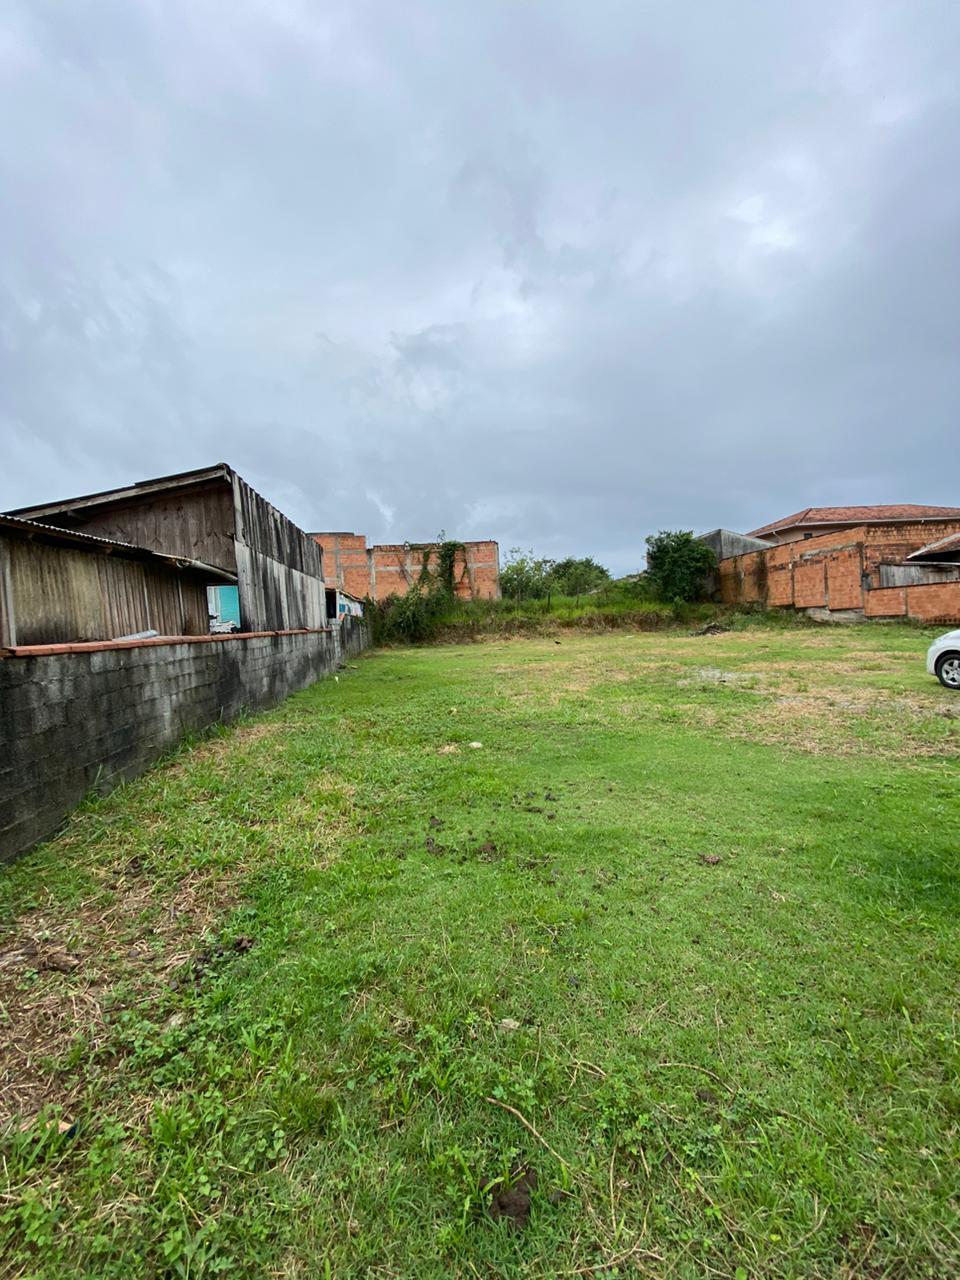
[907,583,960,620]
[312,534,500,601]
[825,548,864,610]
[793,558,827,608]
[860,521,960,582]
[766,544,797,607]
[718,522,960,622]
[865,582,960,621]
[312,533,371,600]
[864,587,906,618]
[717,551,766,605]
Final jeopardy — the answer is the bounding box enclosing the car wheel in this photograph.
[936,653,960,690]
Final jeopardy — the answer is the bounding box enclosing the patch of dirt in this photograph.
[486,1165,538,1228]
[191,720,280,755]
[0,863,241,1125]
[647,662,960,758]
[750,658,867,676]
[0,719,351,1128]
[0,942,81,974]
[728,688,960,758]
[184,935,256,989]
[677,668,761,687]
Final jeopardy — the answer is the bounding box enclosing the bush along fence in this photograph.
[0,618,368,864]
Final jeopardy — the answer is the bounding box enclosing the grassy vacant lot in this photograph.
[1,621,959,1278]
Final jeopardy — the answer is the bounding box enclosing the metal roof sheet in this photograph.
[0,514,236,582]
[906,530,960,561]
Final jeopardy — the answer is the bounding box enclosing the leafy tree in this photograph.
[500,548,555,603]
[547,556,611,601]
[644,530,716,603]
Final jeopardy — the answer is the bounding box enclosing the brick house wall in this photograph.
[312,534,499,602]
[717,522,960,622]
[860,521,960,583]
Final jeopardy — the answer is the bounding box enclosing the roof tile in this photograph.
[748,505,960,538]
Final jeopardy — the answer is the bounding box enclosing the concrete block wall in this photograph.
[337,614,368,661]
[0,622,369,864]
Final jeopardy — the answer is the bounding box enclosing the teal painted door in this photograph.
[209,585,241,627]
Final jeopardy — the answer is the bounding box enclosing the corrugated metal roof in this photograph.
[0,514,236,582]
[748,504,960,538]
[906,530,960,561]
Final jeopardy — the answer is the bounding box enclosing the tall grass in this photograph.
[433,594,706,640]
[367,580,840,646]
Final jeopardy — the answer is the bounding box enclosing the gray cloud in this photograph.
[1,0,957,572]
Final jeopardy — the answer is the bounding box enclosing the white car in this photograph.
[928,629,960,690]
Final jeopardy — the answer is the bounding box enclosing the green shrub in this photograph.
[644,530,716,602]
[367,535,466,644]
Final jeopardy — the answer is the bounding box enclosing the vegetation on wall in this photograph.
[369,530,722,645]
[369,535,466,644]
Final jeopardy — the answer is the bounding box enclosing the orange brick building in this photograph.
[714,506,960,623]
[312,533,500,602]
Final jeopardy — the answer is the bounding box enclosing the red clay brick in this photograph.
[864,587,906,617]
[826,548,863,610]
[906,582,960,621]
[719,518,960,621]
[312,533,499,601]
[794,560,827,607]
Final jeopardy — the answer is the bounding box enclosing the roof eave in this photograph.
[6,463,234,521]
[749,514,960,538]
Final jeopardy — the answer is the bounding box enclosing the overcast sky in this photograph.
[1,2,957,573]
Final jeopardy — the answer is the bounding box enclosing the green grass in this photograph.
[1,622,959,1278]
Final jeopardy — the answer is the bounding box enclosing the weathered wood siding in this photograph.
[2,536,210,645]
[877,563,960,588]
[43,481,238,571]
[232,476,325,630]
[7,468,326,636]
